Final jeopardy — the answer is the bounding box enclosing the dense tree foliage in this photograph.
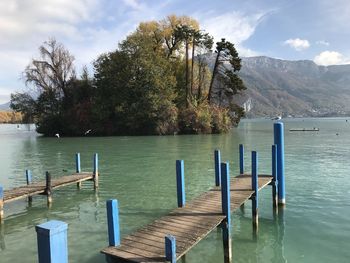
[11,15,246,136]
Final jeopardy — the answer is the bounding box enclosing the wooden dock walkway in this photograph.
[101,174,273,262]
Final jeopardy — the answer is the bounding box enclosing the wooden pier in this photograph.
[0,153,99,221]
[101,174,273,262]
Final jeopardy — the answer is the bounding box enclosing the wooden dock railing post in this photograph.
[251,151,259,230]
[106,199,120,246]
[165,235,176,263]
[93,153,99,189]
[221,162,232,262]
[45,172,53,205]
[239,144,244,174]
[176,160,185,207]
[35,220,68,263]
[26,170,33,203]
[0,186,3,222]
[272,145,278,209]
[274,122,286,206]
[214,150,221,186]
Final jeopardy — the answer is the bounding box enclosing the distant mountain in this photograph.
[0,101,10,111]
[238,56,350,117]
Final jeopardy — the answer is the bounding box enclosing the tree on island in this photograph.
[11,15,246,136]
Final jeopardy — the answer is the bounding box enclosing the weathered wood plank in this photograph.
[102,175,273,262]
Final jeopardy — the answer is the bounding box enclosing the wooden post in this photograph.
[176,160,185,207]
[0,186,3,222]
[214,150,221,186]
[93,153,99,189]
[239,144,244,174]
[45,172,52,205]
[221,162,232,262]
[106,199,120,246]
[35,220,68,263]
[252,151,258,230]
[272,145,278,209]
[165,235,176,263]
[274,122,285,205]
[26,170,33,203]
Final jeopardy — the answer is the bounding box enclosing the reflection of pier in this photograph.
[0,153,98,221]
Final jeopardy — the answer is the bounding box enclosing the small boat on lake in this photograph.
[289,127,319,132]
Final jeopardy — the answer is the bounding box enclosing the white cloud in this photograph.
[314,50,350,66]
[284,38,310,51]
[316,40,330,46]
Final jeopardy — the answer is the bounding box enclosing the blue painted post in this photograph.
[0,186,3,221]
[165,235,176,263]
[272,145,278,208]
[274,122,286,205]
[252,151,259,229]
[26,170,33,203]
[214,150,221,186]
[75,153,81,173]
[45,172,52,205]
[239,144,244,174]
[106,199,120,246]
[176,160,185,207]
[93,153,99,189]
[35,220,68,263]
[221,162,232,262]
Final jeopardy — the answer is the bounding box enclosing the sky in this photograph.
[1,0,350,103]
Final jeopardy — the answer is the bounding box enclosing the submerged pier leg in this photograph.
[45,172,52,205]
[274,122,286,206]
[93,153,99,189]
[76,153,82,189]
[251,151,259,231]
[165,235,176,263]
[106,199,120,247]
[35,220,68,263]
[0,186,3,222]
[214,150,221,186]
[271,145,278,212]
[176,160,186,207]
[26,170,33,203]
[221,162,232,263]
[239,144,244,175]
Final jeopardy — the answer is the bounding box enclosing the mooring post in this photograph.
[214,150,221,186]
[0,186,4,222]
[272,145,278,209]
[106,199,120,246]
[45,172,52,205]
[165,235,176,263]
[252,151,259,230]
[176,160,185,207]
[273,122,286,205]
[26,170,33,203]
[75,153,81,173]
[239,144,244,175]
[93,153,99,189]
[35,220,68,263]
[221,162,232,262]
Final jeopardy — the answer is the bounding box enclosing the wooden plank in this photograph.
[102,175,273,262]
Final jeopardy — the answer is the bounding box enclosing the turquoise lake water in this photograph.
[0,119,350,263]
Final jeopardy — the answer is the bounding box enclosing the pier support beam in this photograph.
[26,170,33,203]
[165,235,176,263]
[76,153,81,189]
[0,186,3,222]
[221,162,232,263]
[214,150,221,186]
[239,144,244,175]
[35,220,68,263]
[45,172,52,205]
[251,151,259,231]
[274,122,286,205]
[176,160,186,207]
[271,145,278,210]
[93,153,99,189]
[106,199,120,247]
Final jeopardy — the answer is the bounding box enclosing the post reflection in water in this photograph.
[274,207,286,263]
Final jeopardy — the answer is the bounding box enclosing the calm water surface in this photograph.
[0,119,350,263]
